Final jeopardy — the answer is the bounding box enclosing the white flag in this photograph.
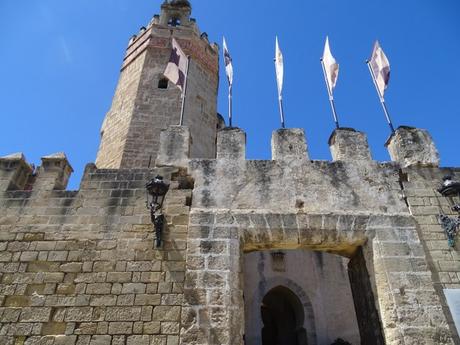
[369,41,390,97]
[275,36,284,96]
[223,37,233,86]
[163,38,188,91]
[322,36,339,94]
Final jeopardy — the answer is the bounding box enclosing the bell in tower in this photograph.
[95,1,223,169]
[160,0,192,27]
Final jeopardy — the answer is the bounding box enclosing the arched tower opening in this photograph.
[261,286,308,345]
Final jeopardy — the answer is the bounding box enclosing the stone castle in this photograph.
[1,1,459,344]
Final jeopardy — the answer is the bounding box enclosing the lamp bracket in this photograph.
[439,214,460,248]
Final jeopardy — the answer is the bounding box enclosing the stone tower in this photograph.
[95,0,222,169]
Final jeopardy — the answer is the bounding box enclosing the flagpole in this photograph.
[179,56,191,126]
[320,58,340,129]
[278,95,286,129]
[366,61,395,134]
[228,84,233,128]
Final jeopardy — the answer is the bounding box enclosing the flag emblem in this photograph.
[275,36,284,96]
[321,36,339,94]
[369,41,390,97]
[163,38,188,91]
[223,37,233,86]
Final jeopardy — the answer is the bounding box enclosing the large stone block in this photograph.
[33,153,73,191]
[0,152,33,191]
[328,128,372,161]
[156,126,191,168]
[271,128,309,161]
[386,126,439,168]
[216,128,246,160]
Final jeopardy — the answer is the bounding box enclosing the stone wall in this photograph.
[2,125,460,345]
[402,165,460,341]
[0,156,192,345]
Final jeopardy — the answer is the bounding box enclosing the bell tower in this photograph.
[95,0,222,169]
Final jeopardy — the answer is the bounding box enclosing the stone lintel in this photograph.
[34,152,73,191]
[385,126,439,168]
[157,126,191,168]
[217,128,246,160]
[329,128,372,162]
[0,152,33,191]
[271,128,309,161]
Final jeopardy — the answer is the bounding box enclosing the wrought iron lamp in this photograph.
[437,175,460,247]
[146,175,170,248]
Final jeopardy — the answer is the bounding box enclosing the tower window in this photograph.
[168,17,181,27]
[158,78,169,89]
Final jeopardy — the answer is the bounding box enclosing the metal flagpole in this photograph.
[366,61,395,134]
[228,84,233,128]
[179,56,191,126]
[320,58,340,129]
[278,95,286,129]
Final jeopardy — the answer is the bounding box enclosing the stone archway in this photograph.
[181,211,450,345]
[261,286,308,345]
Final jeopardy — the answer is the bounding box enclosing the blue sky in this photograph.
[1,0,459,189]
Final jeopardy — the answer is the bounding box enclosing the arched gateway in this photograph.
[181,209,409,345]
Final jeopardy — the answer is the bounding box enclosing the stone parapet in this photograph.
[386,126,440,168]
[329,128,372,162]
[0,152,33,192]
[271,128,309,161]
[189,158,407,214]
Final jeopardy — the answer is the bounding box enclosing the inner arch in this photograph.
[261,286,308,345]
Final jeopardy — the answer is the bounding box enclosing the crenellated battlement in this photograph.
[0,152,73,194]
[157,124,440,166]
[0,126,439,199]
[151,125,441,214]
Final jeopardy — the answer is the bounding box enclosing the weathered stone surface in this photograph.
[189,158,406,214]
[157,126,191,168]
[271,128,309,161]
[216,128,246,160]
[329,128,372,161]
[0,165,191,340]
[0,152,33,191]
[35,152,74,191]
[386,126,440,167]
